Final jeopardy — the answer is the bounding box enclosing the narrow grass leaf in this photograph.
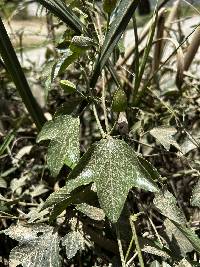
[36,0,88,35]
[90,0,139,88]
[0,18,46,130]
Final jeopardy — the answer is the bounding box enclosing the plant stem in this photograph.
[102,70,110,133]
[92,104,106,138]
[125,234,135,262]
[115,224,126,267]
[129,215,145,267]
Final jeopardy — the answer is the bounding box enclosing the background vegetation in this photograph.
[0,0,200,266]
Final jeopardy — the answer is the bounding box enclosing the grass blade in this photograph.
[90,0,139,88]
[133,4,159,103]
[37,0,88,35]
[0,131,15,156]
[0,17,46,130]
[184,26,200,71]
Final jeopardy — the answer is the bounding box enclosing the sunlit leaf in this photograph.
[52,49,79,80]
[173,221,200,254]
[154,190,186,224]
[150,126,180,151]
[76,203,105,221]
[140,237,170,259]
[0,177,7,188]
[112,88,127,112]
[62,231,84,259]
[191,178,200,208]
[60,80,76,94]
[44,138,159,222]
[70,35,95,52]
[37,115,80,176]
[175,259,192,267]
[164,219,195,256]
[2,223,61,267]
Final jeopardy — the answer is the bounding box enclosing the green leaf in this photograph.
[140,237,170,259]
[0,131,15,156]
[150,126,180,151]
[154,190,186,224]
[37,115,80,176]
[150,261,171,267]
[191,178,200,207]
[164,219,196,256]
[103,0,117,14]
[52,49,79,80]
[36,0,88,35]
[90,0,139,88]
[60,80,76,94]
[173,221,200,254]
[112,88,128,112]
[62,231,84,259]
[42,176,93,210]
[49,138,158,223]
[76,203,105,221]
[0,177,7,188]
[2,223,61,267]
[70,35,95,52]
[175,259,192,267]
[55,98,82,116]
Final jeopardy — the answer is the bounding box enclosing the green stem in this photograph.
[92,104,106,138]
[102,70,110,133]
[115,224,126,267]
[0,17,46,131]
[129,215,145,267]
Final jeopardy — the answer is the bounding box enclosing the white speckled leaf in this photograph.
[154,190,186,224]
[3,223,61,267]
[37,115,80,176]
[62,231,84,259]
[164,219,195,256]
[90,139,159,222]
[175,259,192,267]
[172,220,200,254]
[191,178,200,208]
[76,203,105,221]
[42,138,159,223]
[150,126,180,151]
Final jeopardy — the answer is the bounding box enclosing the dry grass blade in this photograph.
[165,0,180,31]
[184,26,200,71]
[153,9,167,72]
[116,8,166,68]
[163,37,184,89]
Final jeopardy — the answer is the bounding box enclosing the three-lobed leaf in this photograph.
[37,115,80,176]
[43,138,159,223]
[150,126,180,151]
